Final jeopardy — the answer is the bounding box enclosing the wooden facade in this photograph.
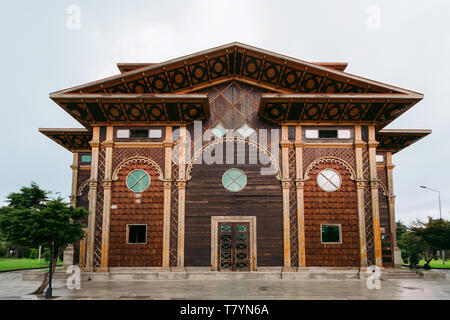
[40,43,431,272]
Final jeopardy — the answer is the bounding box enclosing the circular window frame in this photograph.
[222,168,247,192]
[126,169,151,193]
[316,168,342,192]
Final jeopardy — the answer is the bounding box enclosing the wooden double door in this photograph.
[218,222,250,271]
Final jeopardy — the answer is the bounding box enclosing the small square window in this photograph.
[128,225,147,244]
[81,154,91,163]
[376,155,384,162]
[321,225,341,243]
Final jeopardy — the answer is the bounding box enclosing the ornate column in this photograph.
[99,127,114,272]
[280,126,291,269]
[177,126,187,268]
[162,127,173,268]
[63,152,79,267]
[354,126,368,268]
[368,126,383,267]
[386,152,401,267]
[294,126,306,268]
[70,152,79,207]
[85,127,100,272]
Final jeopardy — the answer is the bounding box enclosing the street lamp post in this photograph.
[420,186,444,264]
[420,186,442,219]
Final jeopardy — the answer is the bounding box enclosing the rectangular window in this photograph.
[305,129,319,139]
[128,225,147,244]
[80,154,91,163]
[376,155,384,162]
[149,129,162,138]
[318,129,338,139]
[130,129,149,138]
[321,224,341,243]
[117,129,130,138]
[337,129,351,139]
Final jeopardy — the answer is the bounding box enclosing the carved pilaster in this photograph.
[99,127,114,272]
[177,127,187,267]
[368,126,382,267]
[354,126,368,268]
[162,127,173,268]
[85,127,100,271]
[294,126,306,267]
[280,126,291,268]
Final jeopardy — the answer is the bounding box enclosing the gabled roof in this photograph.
[51,42,421,96]
[49,42,423,129]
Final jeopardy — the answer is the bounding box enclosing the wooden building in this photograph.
[40,43,430,272]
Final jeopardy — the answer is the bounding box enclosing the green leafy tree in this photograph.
[0,182,89,295]
[398,229,425,268]
[412,217,450,269]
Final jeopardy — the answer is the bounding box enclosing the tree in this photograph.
[398,229,425,268]
[0,182,90,296]
[412,217,450,269]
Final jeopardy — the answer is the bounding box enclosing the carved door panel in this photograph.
[218,222,250,271]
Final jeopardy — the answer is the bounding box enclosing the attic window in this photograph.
[130,129,149,138]
[319,130,338,139]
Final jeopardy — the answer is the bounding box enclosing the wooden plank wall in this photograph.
[185,144,283,267]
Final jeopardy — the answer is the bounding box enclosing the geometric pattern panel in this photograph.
[93,147,105,268]
[288,147,298,267]
[303,147,356,178]
[362,148,375,266]
[169,163,179,267]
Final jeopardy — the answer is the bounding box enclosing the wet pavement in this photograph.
[1,270,450,300]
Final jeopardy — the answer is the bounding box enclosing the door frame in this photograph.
[211,216,257,271]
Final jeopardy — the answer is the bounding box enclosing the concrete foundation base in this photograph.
[22,266,446,282]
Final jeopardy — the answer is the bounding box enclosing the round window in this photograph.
[317,169,341,192]
[222,169,247,192]
[126,169,151,193]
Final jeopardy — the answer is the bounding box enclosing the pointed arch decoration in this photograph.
[112,156,164,181]
[378,181,388,196]
[304,156,356,181]
[77,179,90,196]
[186,137,282,181]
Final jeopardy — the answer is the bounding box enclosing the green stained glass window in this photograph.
[126,169,151,193]
[221,225,232,233]
[236,234,248,241]
[81,154,91,163]
[236,224,247,232]
[222,169,247,192]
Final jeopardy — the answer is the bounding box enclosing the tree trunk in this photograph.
[14,247,18,258]
[6,246,9,258]
[33,249,59,295]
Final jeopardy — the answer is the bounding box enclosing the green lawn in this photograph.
[0,258,63,271]
[417,259,450,269]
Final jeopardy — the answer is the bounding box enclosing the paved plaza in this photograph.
[0,270,450,300]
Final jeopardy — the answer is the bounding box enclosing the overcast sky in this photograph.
[0,0,448,224]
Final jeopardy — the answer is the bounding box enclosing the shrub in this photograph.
[29,248,39,259]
